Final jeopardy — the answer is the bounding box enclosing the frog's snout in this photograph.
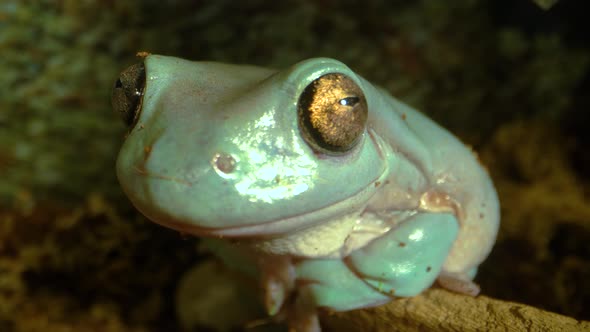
[112,62,146,127]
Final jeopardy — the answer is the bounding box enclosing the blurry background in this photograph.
[0,0,588,331]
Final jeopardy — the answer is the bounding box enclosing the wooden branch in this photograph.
[321,288,589,332]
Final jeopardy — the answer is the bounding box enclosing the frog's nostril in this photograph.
[211,152,237,176]
[111,62,146,127]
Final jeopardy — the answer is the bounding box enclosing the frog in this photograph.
[112,54,500,332]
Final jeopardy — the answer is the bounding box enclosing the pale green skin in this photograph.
[116,55,500,331]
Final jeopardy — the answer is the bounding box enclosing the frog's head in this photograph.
[113,55,388,237]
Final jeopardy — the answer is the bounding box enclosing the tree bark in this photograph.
[322,288,589,332]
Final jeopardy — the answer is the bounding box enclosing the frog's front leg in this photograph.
[295,212,464,317]
[346,212,462,297]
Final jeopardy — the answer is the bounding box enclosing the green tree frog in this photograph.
[112,55,499,331]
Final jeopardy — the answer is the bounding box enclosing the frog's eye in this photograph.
[111,62,146,127]
[298,73,368,154]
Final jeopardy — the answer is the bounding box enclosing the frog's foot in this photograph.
[345,212,460,297]
[259,255,296,316]
[437,270,480,296]
[287,286,321,332]
[259,257,322,331]
[176,260,267,331]
[261,267,322,331]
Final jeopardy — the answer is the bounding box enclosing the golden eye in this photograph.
[111,62,145,127]
[298,73,368,153]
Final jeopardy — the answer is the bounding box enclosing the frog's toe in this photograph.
[287,286,322,332]
[437,270,480,296]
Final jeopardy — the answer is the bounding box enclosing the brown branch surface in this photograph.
[322,289,589,332]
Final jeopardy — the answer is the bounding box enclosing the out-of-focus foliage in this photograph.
[532,0,560,10]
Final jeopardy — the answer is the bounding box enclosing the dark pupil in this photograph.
[339,96,359,106]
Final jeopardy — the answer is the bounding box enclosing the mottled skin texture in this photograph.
[115,55,499,331]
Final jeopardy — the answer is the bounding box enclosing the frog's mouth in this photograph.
[161,177,384,238]
[151,129,390,238]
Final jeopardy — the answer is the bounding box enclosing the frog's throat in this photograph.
[161,130,391,238]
